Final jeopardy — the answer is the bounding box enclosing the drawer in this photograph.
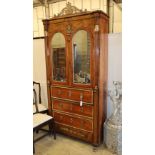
[52,87,68,99]
[69,89,93,103]
[53,99,71,112]
[55,123,93,143]
[52,99,93,117]
[53,112,93,131]
[52,87,93,103]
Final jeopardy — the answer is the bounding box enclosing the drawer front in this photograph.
[55,123,93,143]
[52,87,68,99]
[52,87,93,103]
[69,89,92,103]
[53,99,71,112]
[53,112,93,131]
[52,99,93,117]
[72,103,93,117]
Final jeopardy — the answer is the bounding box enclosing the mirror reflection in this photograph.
[72,30,91,84]
[51,32,66,82]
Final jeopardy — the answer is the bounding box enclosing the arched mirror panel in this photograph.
[51,32,66,82]
[72,30,91,84]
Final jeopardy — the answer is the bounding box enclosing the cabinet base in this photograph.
[55,123,94,143]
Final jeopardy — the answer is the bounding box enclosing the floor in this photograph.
[34,131,115,155]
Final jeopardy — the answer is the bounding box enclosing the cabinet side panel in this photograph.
[98,17,109,143]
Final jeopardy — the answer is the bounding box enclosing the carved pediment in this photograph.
[55,2,87,17]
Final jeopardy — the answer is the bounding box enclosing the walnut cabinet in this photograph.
[43,3,109,146]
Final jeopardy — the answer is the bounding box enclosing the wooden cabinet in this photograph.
[43,3,109,145]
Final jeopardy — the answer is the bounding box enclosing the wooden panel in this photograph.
[52,87,93,103]
[69,89,93,103]
[52,87,68,98]
[53,112,93,131]
[55,123,93,143]
[53,99,71,112]
[72,103,93,117]
[52,99,93,117]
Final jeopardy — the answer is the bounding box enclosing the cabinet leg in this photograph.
[92,143,100,152]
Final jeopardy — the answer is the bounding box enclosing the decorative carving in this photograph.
[55,2,87,17]
[66,24,72,35]
[94,24,100,32]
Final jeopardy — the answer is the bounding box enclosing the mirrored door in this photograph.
[72,30,91,84]
[51,32,66,82]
